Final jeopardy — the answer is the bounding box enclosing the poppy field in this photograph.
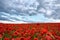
[0,23,60,40]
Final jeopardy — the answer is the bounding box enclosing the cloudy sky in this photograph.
[0,0,60,23]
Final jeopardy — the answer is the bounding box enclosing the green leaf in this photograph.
[3,33,12,38]
[0,37,4,40]
[30,26,32,30]
[33,34,37,38]
[0,38,2,40]
[10,30,15,34]
[13,36,18,38]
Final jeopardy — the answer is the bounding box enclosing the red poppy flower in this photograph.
[11,38,15,40]
[45,35,52,40]
[20,37,25,40]
[4,38,10,40]
[0,34,2,38]
[34,38,38,40]
[41,28,48,34]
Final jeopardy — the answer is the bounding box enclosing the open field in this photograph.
[0,23,60,40]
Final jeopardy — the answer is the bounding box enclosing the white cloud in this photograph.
[38,8,46,13]
[46,9,52,15]
[0,0,60,23]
